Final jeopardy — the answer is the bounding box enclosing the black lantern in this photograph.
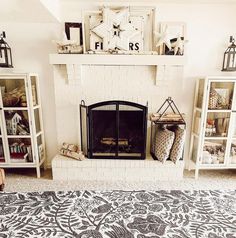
[0,31,13,68]
[222,36,236,71]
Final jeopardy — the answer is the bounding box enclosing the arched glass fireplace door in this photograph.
[80,100,147,160]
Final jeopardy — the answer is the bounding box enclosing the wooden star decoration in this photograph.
[91,7,139,51]
[109,23,139,50]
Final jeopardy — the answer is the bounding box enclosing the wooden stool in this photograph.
[0,168,5,191]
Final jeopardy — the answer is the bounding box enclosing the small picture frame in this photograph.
[159,22,186,55]
[65,22,83,45]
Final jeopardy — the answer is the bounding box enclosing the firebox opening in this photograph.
[80,101,147,160]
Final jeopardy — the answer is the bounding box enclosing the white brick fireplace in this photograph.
[50,54,186,181]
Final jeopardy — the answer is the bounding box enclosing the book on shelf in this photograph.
[9,142,32,162]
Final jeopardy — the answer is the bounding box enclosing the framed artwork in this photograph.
[83,6,155,53]
[158,22,186,55]
[231,145,236,156]
[215,88,230,109]
[65,22,83,45]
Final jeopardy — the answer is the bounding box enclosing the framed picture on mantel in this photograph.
[65,22,83,46]
[159,22,186,55]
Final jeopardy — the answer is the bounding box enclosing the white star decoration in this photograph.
[172,36,185,55]
[154,25,172,51]
[92,8,139,51]
[54,32,76,46]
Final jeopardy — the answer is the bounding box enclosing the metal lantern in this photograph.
[222,36,236,71]
[0,31,13,68]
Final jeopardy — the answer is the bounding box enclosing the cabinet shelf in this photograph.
[207,109,231,113]
[192,133,199,138]
[198,164,227,169]
[3,107,29,110]
[7,135,31,138]
[195,107,202,112]
[36,131,43,137]
[33,105,40,110]
[204,136,227,140]
[0,162,37,168]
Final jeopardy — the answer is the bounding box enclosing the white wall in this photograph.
[0,22,61,166]
[1,1,236,167]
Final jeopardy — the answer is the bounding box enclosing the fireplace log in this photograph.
[100,138,129,146]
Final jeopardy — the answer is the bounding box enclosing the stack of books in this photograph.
[9,142,32,162]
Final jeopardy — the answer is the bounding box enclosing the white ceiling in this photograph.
[60,0,236,3]
[0,0,235,23]
[0,0,59,23]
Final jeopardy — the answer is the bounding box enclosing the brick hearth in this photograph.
[52,155,184,181]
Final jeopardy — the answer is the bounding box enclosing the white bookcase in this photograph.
[0,73,45,178]
[189,76,236,179]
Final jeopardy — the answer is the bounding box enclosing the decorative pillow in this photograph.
[151,125,158,154]
[170,127,186,163]
[154,127,175,163]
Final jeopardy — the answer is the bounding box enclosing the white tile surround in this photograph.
[52,155,184,181]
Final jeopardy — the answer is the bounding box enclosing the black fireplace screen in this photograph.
[80,100,147,160]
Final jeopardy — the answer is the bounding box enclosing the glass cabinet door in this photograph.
[0,114,5,163]
[229,111,236,165]
[196,79,205,109]
[30,75,44,163]
[208,81,234,110]
[205,112,230,138]
[0,138,5,163]
[201,140,227,165]
[0,78,28,108]
[8,138,33,163]
[201,80,235,166]
[4,110,30,136]
[29,75,39,107]
[230,140,236,165]
[0,77,33,164]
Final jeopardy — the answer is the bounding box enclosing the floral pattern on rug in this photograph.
[1,190,236,237]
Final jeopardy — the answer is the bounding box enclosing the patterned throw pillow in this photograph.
[154,127,175,163]
[170,127,186,163]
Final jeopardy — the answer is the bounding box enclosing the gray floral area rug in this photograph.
[1,190,236,238]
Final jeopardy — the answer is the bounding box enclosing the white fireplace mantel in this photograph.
[49,53,186,85]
